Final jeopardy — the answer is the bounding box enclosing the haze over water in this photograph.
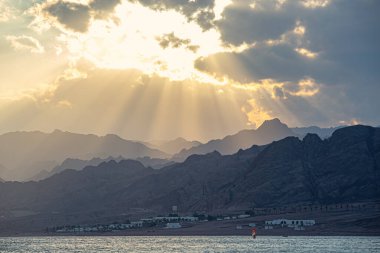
[1,236,379,253]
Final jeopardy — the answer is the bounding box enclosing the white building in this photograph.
[152,216,198,223]
[166,223,181,228]
[131,221,143,228]
[265,219,315,227]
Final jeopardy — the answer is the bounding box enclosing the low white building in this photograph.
[153,216,198,223]
[166,223,181,229]
[120,223,132,229]
[288,219,315,227]
[131,221,143,228]
[181,216,198,222]
[265,219,315,227]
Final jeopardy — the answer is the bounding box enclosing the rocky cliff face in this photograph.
[227,125,380,208]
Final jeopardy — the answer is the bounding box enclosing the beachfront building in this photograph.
[166,223,182,228]
[265,219,315,228]
[131,221,143,228]
[153,216,198,223]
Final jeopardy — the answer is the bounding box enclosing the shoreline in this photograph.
[2,210,379,237]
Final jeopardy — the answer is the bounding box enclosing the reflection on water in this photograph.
[0,236,379,253]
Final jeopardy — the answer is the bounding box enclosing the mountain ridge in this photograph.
[0,130,168,181]
[172,118,295,161]
[0,125,379,230]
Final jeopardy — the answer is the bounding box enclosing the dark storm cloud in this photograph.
[195,0,380,126]
[195,43,338,84]
[197,0,380,86]
[45,1,91,32]
[43,0,121,32]
[217,0,296,45]
[130,0,216,30]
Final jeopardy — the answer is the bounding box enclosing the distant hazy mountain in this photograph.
[143,137,202,155]
[172,118,295,161]
[0,177,4,183]
[0,125,379,233]
[0,130,167,181]
[29,156,174,181]
[28,156,124,181]
[291,126,345,139]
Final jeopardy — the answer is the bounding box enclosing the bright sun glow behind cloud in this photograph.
[45,1,225,83]
[2,0,377,140]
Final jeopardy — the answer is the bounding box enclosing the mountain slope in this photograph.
[227,125,380,208]
[0,125,379,232]
[28,156,125,181]
[0,160,155,214]
[0,145,264,215]
[172,118,295,161]
[29,156,174,181]
[0,130,167,181]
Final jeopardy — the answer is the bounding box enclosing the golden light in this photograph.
[295,48,318,59]
[50,1,227,84]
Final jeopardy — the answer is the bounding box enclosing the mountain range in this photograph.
[29,156,174,181]
[172,118,293,161]
[0,125,379,232]
[0,119,348,181]
[0,130,167,181]
[172,119,345,161]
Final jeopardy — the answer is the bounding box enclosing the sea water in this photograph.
[0,236,379,253]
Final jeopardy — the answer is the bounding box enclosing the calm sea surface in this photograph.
[0,236,379,253]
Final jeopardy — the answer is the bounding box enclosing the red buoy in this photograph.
[251,228,257,239]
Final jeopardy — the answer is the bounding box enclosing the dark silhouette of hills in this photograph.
[29,156,174,181]
[0,125,379,230]
[291,126,345,139]
[0,130,167,181]
[172,119,346,161]
[172,118,295,161]
[28,156,125,181]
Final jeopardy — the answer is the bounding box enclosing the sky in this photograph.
[0,0,379,142]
